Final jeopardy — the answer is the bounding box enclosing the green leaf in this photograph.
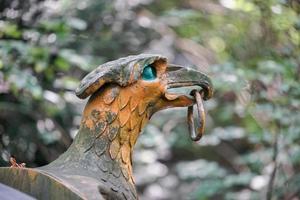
[192,179,225,200]
[54,57,70,71]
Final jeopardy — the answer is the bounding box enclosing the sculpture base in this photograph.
[0,167,87,200]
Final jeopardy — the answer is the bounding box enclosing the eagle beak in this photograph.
[160,64,213,142]
[164,64,213,105]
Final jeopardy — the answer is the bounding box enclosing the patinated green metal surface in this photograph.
[0,54,213,200]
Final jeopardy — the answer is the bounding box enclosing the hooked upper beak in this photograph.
[165,64,213,102]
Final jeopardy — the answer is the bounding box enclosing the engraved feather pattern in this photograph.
[80,84,150,199]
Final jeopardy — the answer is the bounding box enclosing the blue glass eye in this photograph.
[142,64,157,80]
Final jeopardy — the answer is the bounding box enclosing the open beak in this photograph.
[151,64,213,141]
[163,64,213,106]
[161,64,213,141]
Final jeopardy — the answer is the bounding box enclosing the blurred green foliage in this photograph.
[0,0,299,199]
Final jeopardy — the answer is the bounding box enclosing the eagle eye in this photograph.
[142,64,157,81]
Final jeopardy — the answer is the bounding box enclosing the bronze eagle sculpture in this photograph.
[0,54,213,200]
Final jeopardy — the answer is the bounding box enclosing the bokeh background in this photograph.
[0,0,299,199]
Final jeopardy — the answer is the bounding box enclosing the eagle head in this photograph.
[76,54,213,118]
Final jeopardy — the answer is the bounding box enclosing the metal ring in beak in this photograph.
[187,90,206,141]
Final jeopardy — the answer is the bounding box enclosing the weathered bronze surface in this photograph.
[0,54,213,200]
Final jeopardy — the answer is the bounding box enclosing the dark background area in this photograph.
[0,0,299,199]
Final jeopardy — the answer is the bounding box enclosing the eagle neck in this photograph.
[42,84,150,199]
[78,84,149,188]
